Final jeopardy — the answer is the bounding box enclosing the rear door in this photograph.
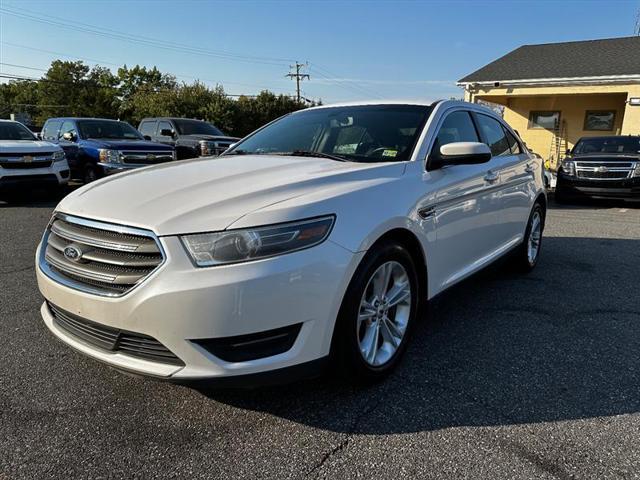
[473,113,533,246]
[420,109,502,290]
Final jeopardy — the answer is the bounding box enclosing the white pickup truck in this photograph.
[0,120,69,192]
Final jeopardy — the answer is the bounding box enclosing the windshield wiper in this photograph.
[287,150,347,162]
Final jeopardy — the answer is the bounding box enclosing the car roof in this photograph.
[46,117,126,122]
[578,135,640,140]
[140,117,206,122]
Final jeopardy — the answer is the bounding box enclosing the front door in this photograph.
[419,109,503,291]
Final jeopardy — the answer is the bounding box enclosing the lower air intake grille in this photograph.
[48,303,184,366]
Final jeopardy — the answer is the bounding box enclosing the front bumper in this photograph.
[0,162,69,189]
[36,235,362,381]
[556,173,640,199]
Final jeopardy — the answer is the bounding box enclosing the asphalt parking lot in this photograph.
[1,192,639,479]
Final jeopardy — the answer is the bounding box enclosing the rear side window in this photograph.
[42,120,61,141]
[475,114,511,157]
[504,128,522,154]
[139,121,157,136]
[431,111,479,156]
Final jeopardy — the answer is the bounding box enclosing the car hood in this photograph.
[0,140,62,153]
[56,155,405,235]
[570,153,640,161]
[180,134,240,142]
[82,139,174,151]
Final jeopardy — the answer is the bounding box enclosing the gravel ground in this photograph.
[1,190,639,479]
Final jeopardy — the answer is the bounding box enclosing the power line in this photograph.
[286,62,310,103]
[0,72,262,98]
[0,43,294,94]
[0,5,293,67]
[308,63,385,100]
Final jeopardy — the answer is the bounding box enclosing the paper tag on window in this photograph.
[382,150,398,158]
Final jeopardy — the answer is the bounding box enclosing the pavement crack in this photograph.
[303,395,384,479]
[0,265,35,275]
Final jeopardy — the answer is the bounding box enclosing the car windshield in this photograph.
[0,122,36,141]
[224,104,432,162]
[573,137,640,155]
[77,120,143,140]
[174,119,224,136]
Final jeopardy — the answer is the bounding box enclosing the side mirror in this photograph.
[565,148,571,155]
[160,128,174,137]
[431,142,492,169]
[62,132,76,142]
[143,135,152,141]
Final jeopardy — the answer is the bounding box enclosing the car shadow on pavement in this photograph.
[198,235,640,434]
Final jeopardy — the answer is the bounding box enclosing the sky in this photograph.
[0,0,638,104]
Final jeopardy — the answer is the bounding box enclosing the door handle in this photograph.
[484,171,499,183]
[525,163,535,174]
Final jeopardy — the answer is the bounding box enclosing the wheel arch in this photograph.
[367,227,428,302]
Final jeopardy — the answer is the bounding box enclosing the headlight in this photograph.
[633,162,640,178]
[199,140,217,156]
[52,150,66,162]
[561,159,575,176]
[99,149,122,164]
[181,216,335,267]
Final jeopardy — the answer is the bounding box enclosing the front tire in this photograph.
[513,202,545,272]
[83,165,99,184]
[333,241,419,382]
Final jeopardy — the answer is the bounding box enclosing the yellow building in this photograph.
[458,36,640,170]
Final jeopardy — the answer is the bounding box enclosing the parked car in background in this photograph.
[0,120,69,192]
[36,100,546,385]
[138,117,239,160]
[41,118,176,184]
[556,135,640,202]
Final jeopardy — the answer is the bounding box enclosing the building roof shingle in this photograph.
[458,36,640,84]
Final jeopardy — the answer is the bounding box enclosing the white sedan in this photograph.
[36,100,546,385]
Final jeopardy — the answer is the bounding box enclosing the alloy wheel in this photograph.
[527,210,542,265]
[357,261,412,367]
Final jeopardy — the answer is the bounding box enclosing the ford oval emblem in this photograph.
[63,245,82,262]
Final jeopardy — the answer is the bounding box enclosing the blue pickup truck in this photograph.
[41,118,176,183]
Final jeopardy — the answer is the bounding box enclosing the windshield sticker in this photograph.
[382,150,398,158]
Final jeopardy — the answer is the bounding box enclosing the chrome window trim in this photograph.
[38,213,166,298]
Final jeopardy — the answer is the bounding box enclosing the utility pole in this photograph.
[286,62,310,103]
[635,8,640,35]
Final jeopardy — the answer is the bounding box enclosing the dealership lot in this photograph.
[1,194,639,479]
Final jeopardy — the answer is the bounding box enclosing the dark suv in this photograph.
[138,117,239,160]
[42,118,175,183]
[556,136,640,202]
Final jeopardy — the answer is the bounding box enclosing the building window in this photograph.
[583,111,616,131]
[528,111,560,130]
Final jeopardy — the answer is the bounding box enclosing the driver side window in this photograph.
[59,121,77,141]
[431,111,479,161]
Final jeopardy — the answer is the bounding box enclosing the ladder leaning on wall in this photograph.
[547,120,567,171]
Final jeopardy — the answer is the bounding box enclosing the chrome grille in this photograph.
[48,303,183,365]
[119,150,174,165]
[40,214,164,296]
[574,161,636,181]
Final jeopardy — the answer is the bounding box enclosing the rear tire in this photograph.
[512,202,545,273]
[332,241,420,382]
